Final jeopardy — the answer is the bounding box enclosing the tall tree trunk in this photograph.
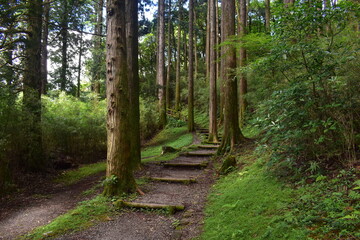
[187,0,195,132]
[175,0,182,112]
[60,0,68,91]
[157,0,167,128]
[265,0,271,32]
[208,0,219,142]
[41,0,50,95]
[239,0,247,127]
[218,0,224,124]
[77,28,83,98]
[218,0,245,154]
[126,0,141,168]
[205,1,210,83]
[92,0,104,94]
[166,0,172,110]
[194,4,198,80]
[23,0,45,171]
[103,0,138,196]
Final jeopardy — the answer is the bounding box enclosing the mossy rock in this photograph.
[219,155,237,175]
[161,146,178,155]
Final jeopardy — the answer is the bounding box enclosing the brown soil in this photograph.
[0,134,216,240]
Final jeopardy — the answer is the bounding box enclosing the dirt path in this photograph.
[55,148,216,240]
[0,132,217,240]
[0,173,104,240]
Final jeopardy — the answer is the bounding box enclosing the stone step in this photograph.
[163,161,208,168]
[115,200,185,214]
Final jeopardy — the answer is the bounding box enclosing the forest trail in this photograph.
[0,131,217,240]
[55,133,216,240]
[0,173,103,240]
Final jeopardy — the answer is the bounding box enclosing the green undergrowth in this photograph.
[54,162,106,186]
[202,145,360,240]
[202,154,307,240]
[21,195,114,240]
[55,126,193,186]
[141,126,193,160]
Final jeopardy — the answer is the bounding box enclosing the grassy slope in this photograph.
[202,155,307,240]
[55,126,193,185]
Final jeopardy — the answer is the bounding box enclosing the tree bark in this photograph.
[41,0,50,95]
[126,0,141,168]
[60,0,68,91]
[218,0,245,154]
[187,0,195,132]
[205,1,210,83]
[77,28,83,98]
[157,0,167,128]
[103,0,137,196]
[92,0,104,94]
[23,0,45,171]
[175,0,182,112]
[208,0,219,143]
[265,0,271,32]
[238,0,247,127]
[166,0,172,110]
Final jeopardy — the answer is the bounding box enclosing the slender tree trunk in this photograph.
[175,0,182,112]
[218,0,245,154]
[41,0,50,95]
[218,0,224,124]
[77,27,83,98]
[239,0,247,127]
[166,0,172,110]
[60,0,68,91]
[208,0,219,142]
[265,0,271,32]
[157,0,167,128]
[205,1,210,83]
[93,0,104,94]
[23,0,45,171]
[194,4,198,80]
[126,0,141,168]
[187,0,195,132]
[103,0,137,196]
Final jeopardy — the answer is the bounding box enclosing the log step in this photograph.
[197,145,219,149]
[163,161,208,168]
[181,151,214,157]
[115,200,185,214]
[149,177,197,184]
[202,141,221,145]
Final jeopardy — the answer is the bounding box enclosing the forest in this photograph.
[0,0,359,239]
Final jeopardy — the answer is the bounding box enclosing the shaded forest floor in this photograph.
[0,131,217,240]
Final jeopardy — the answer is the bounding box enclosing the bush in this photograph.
[42,92,107,163]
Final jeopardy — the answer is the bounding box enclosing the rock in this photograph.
[219,155,237,175]
[161,146,178,155]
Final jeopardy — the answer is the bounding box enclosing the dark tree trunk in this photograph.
[218,0,245,153]
[166,0,172,110]
[77,28,83,98]
[126,0,141,168]
[208,0,219,143]
[41,0,50,95]
[157,0,167,128]
[175,0,183,112]
[265,0,271,32]
[103,0,138,196]
[23,0,45,171]
[60,0,68,91]
[187,0,195,132]
[92,0,104,94]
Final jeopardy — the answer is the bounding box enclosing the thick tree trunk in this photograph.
[157,0,167,128]
[238,0,247,127]
[103,0,137,196]
[187,0,195,132]
[218,0,245,154]
[175,1,182,112]
[23,0,45,171]
[41,0,50,95]
[166,0,172,110]
[126,0,141,168]
[208,0,219,143]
